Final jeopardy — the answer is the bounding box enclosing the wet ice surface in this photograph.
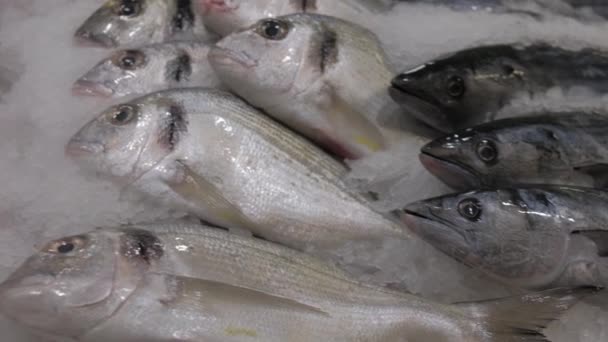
[1,0,608,341]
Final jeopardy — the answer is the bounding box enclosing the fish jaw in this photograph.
[74,26,116,48]
[419,152,480,190]
[389,85,453,133]
[208,46,258,69]
[72,79,114,97]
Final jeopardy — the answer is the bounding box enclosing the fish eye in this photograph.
[256,19,290,41]
[46,236,88,254]
[446,75,465,98]
[458,198,482,221]
[476,139,498,163]
[108,105,137,126]
[114,0,141,17]
[112,50,146,70]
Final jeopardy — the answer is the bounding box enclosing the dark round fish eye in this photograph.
[109,105,137,125]
[57,243,75,254]
[115,0,141,17]
[476,139,498,163]
[446,75,465,98]
[256,19,290,40]
[458,198,482,221]
[112,50,146,70]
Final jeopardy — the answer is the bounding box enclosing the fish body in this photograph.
[75,0,213,48]
[0,223,594,341]
[420,113,608,190]
[391,44,608,132]
[209,13,427,160]
[402,186,608,289]
[73,41,220,98]
[66,88,406,251]
[198,0,393,36]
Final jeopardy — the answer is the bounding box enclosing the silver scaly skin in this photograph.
[0,223,595,341]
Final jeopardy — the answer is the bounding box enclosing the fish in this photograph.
[402,186,608,289]
[74,0,213,48]
[73,41,220,98]
[209,13,428,161]
[390,43,608,132]
[197,0,394,36]
[0,223,597,341]
[66,88,408,252]
[419,113,608,190]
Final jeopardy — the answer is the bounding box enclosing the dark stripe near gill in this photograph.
[122,229,164,263]
[158,102,188,151]
[302,0,317,12]
[166,52,192,82]
[173,0,194,31]
[319,28,338,73]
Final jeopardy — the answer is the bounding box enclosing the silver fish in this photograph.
[66,88,406,252]
[209,13,427,161]
[391,44,608,132]
[419,113,608,190]
[75,0,213,48]
[402,186,608,289]
[73,41,220,98]
[0,223,595,341]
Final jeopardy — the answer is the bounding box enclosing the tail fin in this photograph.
[458,287,601,342]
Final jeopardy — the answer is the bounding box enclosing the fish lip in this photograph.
[73,29,115,48]
[65,139,105,157]
[200,0,239,14]
[389,86,453,133]
[72,80,114,97]
[208,47,258,69]
[419,151,481,190]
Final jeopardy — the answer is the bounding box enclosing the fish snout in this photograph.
[419,145,480,190]
[208,46,258,69]
[72,80,113,97]
[65,138,104,158]
[74,28,113,48]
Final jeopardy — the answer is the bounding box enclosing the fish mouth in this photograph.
[389,86,453,133]
[200,0,239,14]
[74,29,115,48]
[419,152,481,190]
[208,47,258,69]
[72,80,114,97]
[65,138,105,157]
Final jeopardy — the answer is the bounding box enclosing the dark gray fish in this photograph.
[402,186,608,289]
[390,44,608,132]
[420,113,608,190]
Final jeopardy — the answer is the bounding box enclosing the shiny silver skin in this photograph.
[402,186,608,289]
[75,0,212,48]
[419,113,608,190]
[65,88,407,252]
[209,13,427,160]
[73,41,220,98]
[0,223,594,341]
[391,44,608,132]
[198,0,392,36]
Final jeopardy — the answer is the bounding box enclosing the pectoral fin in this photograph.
[164,275,330,318]
[322,86,386,159]
[166,162,258,232]
[573,163,608,187]
[572,230,608,257]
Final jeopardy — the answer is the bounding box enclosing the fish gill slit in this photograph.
[166,51,192,83]
[173,0,194,31]
[319,27,338,73]
[302,0,317,12]
[159,103,188,151]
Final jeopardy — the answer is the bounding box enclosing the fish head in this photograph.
[74,0,174,48]
[421,120,567,189]
[402,189,571,286]
[0,228,161,337]
[209,14,327,110]
[198,0,299,36]
[74,45,193,98]
[391,50,524,131]
[66,94,185,183]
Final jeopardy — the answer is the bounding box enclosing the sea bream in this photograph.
[402,186,608,289]
[419,113,608,190]
[390,44,608,132]
[209,13,428,161]
[73,41,220,98]
[0,223,596,341]
[198,0,394,36]
[75,0,213,48]
[66,88,407,252]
